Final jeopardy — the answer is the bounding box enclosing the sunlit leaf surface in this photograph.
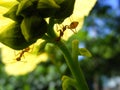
[55,0,97,40]
[0,0,18,8]
[1,43,48,76]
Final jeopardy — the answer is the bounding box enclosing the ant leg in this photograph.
[19,60,27,63]
[14,50,21,56]
[70,29,77,34]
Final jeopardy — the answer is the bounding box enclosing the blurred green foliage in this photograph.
[0,60,63,90]
[80,2,120,77]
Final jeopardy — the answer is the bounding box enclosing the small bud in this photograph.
[21,15,48,42]
[0,22,35,50]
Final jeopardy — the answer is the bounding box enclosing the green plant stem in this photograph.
[72,40,89,90]
[43,34,89,90]
[43,18,89,90]
[72,40,79,68]
[55,40,89,90]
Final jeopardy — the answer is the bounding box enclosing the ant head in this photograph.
[16,57,21,61]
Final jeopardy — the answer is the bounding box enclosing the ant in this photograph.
[56,21,79,41]
[15,47,30,61]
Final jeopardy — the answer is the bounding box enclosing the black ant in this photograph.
[15,47,30,61]
[56,21,79,41]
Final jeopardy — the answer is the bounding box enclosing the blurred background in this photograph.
[0,0,120,90]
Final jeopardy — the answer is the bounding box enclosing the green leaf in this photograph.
[54,0,75,19]
[3,4,23,22]
[37,0,60,17]
[16,0,22,2]
[16,0,36,16]
[54,0,64,5]
[0,0,18,9]
[79,48,92,57]
[37,0,60,9]
[21,15,48,42]
[0,22,35,50]
[53,18,64,24]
